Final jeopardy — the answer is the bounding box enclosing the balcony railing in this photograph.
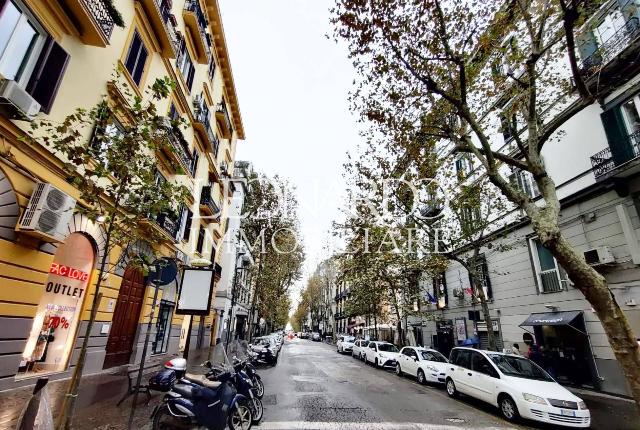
[216,100,233,138]
[160,118,193,173]
[540,270,563,293]
[581,17,640,77]
[155,211,179,238]
[183,0,211,63]
[84,0,115,39]
[591,130,640,179]
[199,185,221,220]
[193,98,219,154]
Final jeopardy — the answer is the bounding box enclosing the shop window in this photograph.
[529,237,566,293]
[124,30,148,86]
[17,232,95,378]
[0,0,70,113]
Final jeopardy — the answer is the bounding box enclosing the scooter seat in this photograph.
[184,373,221,389]
[172,383,195,398]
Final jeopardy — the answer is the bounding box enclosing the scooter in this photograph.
[209,359,263,424]
[150,358,252,430]
[240,359,264,398]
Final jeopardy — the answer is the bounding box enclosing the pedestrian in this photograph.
[511,343,521,355]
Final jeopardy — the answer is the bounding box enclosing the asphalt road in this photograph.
[255,337,536,430]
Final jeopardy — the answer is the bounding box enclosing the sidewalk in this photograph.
[0,342,249,429]
[569,388,640,430]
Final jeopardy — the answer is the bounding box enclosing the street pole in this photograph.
[183,315,194,360]
[127,274,161,430]
[225,265,239,350]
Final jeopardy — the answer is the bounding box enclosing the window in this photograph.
[92,117,124,166]
[177,40,195,91]
[500,114,517,142]
[471,352,497,377]
[467,255,493,300]
[208,58,216,81]
[454,156,472,179]
[433,273,447,309]
[0,1,69,113]
[529,237,565,293]
[179,208,193,242]
[169,103,180,121]
[454,349,471,369]
[421,350,447,362]
[196,225,205,253]
[190,150,199,176]
[124,31,148,86]
[509,168,539,199]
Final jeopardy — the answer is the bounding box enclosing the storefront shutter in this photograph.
[600,108,634,165]
[26,36,70,114]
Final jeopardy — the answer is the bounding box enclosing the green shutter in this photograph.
[601,108,634,166]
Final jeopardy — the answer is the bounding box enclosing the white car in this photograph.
[352,339,370,360]
[445,347,590,427]
[337,335,356,354]
[364,341,400,368]
[396,346,448,384]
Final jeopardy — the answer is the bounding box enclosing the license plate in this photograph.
[560,409,576,417]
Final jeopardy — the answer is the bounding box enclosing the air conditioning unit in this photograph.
[583,246,615,266]
[452,288,465,299]
[18,183,76,242]
[0,79,41,120]
[220,161,229,176]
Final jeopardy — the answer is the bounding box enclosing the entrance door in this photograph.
[104,266,146,368]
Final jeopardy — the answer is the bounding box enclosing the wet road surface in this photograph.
[255,337,531,430]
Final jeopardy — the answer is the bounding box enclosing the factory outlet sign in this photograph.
[17,233,95,378]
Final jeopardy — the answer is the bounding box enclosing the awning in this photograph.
[519,311,586,334]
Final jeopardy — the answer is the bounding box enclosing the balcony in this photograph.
[591,130,640,180]
[136,0,179,58]
[216,100,233,139]
[580,16,640,82]
[193,97,219,154]
[158,119,194,174]
[199,185,221,220]
[154,211,180,239]
[183,0,210,64]
[61,0,116,46]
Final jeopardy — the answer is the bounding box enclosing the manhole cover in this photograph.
[262,394,277,405]
[445,418,466,423]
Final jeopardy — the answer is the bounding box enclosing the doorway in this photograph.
[104,266,146,368]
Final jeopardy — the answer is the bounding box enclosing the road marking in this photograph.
[258,421,518,429]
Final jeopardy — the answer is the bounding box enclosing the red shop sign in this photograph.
[50,263,89,281]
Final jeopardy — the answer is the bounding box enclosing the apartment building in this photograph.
[214,161,254,344]
[0,0,244,391]
[413,0,640,397]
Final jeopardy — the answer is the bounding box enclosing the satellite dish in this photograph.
[150,257,178,286]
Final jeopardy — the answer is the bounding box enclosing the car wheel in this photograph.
[446,378,458,398]
[499,395,520,422]
[395,363,402,376]
[417,369,426,385]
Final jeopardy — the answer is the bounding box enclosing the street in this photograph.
[255,337,526,430]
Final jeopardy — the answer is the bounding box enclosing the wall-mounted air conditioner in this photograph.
[583,246,615,266]
[18,183,76,242]
[0,79,41,120]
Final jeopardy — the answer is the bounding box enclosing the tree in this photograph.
[332,0,640,406]
[28,71,189,428]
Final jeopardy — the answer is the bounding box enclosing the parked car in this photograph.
[445,347,590,427]
[364,341,400,368]
[311,332,321,341]
[396,347,448,384]
[336,335,356,354]
[250,336,279,365]
[352,339,370,360]
[300,332,309,339]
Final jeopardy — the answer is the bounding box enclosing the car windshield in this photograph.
[421,350,447,362]
[488,354,554,381]
[377,344,398,352]
[253,338,269,346]
[344,336,356,342]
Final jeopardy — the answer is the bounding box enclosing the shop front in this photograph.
[520,311,600,390]
[17,233,96,379]
[433,319,454,357]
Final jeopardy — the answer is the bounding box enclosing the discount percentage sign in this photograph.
[60,317,70,329]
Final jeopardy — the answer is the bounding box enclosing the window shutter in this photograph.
[191,150,199,175]
[26,36,70,114]
[601,108,633,165]
[186,63,195,90]
[183,209,193,241]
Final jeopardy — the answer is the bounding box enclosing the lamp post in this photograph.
[225,251,247,350]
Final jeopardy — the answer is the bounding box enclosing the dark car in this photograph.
[300,332,310,339]
[311,332,321,341]
[250,336,278,365]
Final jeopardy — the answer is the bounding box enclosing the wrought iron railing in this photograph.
[581,17,640,77]
[217,100,233,135]
[200,185,221,218]
[184,0,211,61]
[83,0,115,40]
[590,130,640,178]
[164,123,193,172]
[156,0,180,53]
[155,211,179,238]
[540,270,563,293]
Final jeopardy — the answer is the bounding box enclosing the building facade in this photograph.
[413,0,640,397]
[0,0,244,391]
[214,161,254,344]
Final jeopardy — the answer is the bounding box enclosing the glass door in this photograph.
[153,300,174,354]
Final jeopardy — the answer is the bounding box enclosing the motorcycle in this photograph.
[209,359,263,424]
[241,359,264,399]
[150,358,252,430]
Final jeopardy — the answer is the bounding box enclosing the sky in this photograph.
[218,1,361,304]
